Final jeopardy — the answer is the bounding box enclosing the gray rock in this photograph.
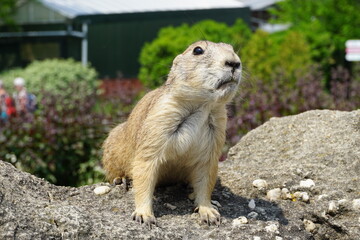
[224,109,360,239]
[0,109,359,239]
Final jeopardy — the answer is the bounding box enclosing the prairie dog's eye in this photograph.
[193,46,204,55]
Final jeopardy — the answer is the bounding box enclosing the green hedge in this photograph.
[138,19,313,89]
[242,30,313,85]
[0,59,107,186]
[0,59,98,99]
[138,19,251,88]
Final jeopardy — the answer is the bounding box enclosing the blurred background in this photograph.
[0,0,359,186]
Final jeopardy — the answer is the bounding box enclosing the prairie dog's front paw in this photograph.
[131,210,156,228]
[196,205,221,226]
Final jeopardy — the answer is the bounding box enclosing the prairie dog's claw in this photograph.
[112,177,122,185]
[131,211,157,228]
[198,205,221,226]
[113,177,130,191]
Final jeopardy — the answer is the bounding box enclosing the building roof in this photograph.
[13,0,280,25]
[240,0,281,10]
[40,0,247,18]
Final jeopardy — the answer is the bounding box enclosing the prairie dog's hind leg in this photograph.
[102,123,129,183]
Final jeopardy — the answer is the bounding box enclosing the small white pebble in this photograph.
[93,186,111,195]
[293,192,302,198]
[253,237,261,240]
[275,237,283,240]
[188,192,195,200]
[303,219,316,232]
[338,199,348,206]
[247,211,259,219]
[317,194,329,201]
[293,192,309,202]
[300,179,315,189]
[328,201,338,214]
[164,203,177,210]
[267,188,282,201]
[281,188,292,200]
[252,179,268,189]
[232,216,248,227]
[352,199,360,211]
[300,192,310,202]
[338,199,349,210]
[211,200,222,208]
[265,223,279,234]
[248,199,256,209]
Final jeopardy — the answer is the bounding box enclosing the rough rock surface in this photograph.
[1,109,359,239]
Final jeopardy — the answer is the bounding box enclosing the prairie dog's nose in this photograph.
[225,61,241,69]
[225,61,241,73]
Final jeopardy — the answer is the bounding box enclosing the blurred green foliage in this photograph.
[0,0,17,29]
[226,65,360,146]
[0,89,106,186]
[138,19,251,88]
[138,16,360,158]
[242,30,312,84]
[2,1,360,187]
[139,19,313,89]
[0,59,98,99]
[0,60,132,186]
[0,90,132,186]
[270,0,360,66]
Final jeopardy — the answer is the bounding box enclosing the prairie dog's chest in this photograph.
[150,97,227,162]
[182,109,219,156]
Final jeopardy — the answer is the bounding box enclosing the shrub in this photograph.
[241,30,313,85]
[329,66,360,110]
[138,19,251,88]
[139,19,313,90]
[0,84,134,186]
[0,59,137,186]
[0,59,98,99]
[226,65,360,146]
[270,0,360,66]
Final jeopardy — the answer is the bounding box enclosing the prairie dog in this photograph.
[102,41,241,226]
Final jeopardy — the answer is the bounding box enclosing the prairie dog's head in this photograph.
[167,40,241,103]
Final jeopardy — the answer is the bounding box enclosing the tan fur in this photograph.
[102,41,242,226]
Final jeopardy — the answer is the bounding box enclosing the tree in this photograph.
[270,0,360,66]
[0,0,17,29]
[241,30,313,86]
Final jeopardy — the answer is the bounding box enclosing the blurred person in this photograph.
[0,80,16,120]
[0,80,7,119]
[13,77,37,115]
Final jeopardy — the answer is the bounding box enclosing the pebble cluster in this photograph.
[93,176,359,238]
[249,177,360,237]
[259,179,313,203]
[327,198,360,214]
